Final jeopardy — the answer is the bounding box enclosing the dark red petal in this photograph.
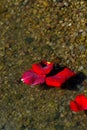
[21,70,45,85]
[75,94,87,110]
[46,68,75,87]
[32,61,54,75]
[70,100,80,112]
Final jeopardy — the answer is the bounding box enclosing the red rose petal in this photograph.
[75,94,87,110]
[70,101,80,112]
[32,61,54,75]
[21,70,45,85]
[46,68,75,87]
[70,94,87,112]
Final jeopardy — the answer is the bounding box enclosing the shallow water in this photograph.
[0,0,87,130]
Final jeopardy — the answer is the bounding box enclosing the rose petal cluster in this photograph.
[21,60,75,87]
[21,60,87,112]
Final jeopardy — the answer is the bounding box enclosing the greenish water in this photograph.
[0,0,87,130]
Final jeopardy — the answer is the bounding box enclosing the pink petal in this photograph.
[21,70,45,86]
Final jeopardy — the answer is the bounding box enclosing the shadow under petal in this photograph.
[84,110,87,115]
[61,72,87,91]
